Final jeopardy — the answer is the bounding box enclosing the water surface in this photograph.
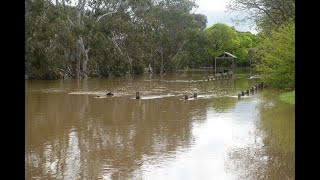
[25,70,294,179]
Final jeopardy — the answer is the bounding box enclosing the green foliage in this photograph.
[205,23,238,57]
[26,0,278,79]
[234,31,258,65]
[255,20,295,89]
[279,91,295,105]
[227,0,295,34]
[25,0,64,79]
[203,23,257,67]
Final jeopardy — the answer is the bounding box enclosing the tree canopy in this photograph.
[203,23,257,66]
[227,0,295,89]
[254,20,294,88]
[25,0,209,79]
[26,0,294,91]
[227,0,295,33]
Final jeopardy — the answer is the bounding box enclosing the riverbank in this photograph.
[279,90,295,105]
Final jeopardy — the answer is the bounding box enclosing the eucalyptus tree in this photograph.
[26,0,72,79]
[141,0,205,74]
[183,29,211,68]
[25,0,209,79]
[172,13,209,70]
[227,0,295,33]
[66,0,130,78]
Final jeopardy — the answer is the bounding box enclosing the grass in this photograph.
[279,90,295,105]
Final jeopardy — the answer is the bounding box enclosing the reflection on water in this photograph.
[25,70,294,179]
[227,89,295,180]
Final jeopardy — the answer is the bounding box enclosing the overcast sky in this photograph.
[194,0,257,34]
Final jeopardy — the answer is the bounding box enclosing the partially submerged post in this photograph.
[193,93,197,98]
[238,93,241,99]
[136,92,140,99]
[184,95,189,99]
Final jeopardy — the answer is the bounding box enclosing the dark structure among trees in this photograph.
[214,52,237,76]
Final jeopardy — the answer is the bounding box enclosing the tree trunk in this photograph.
[160,49,164,75]
[70,0,87,79]
[82,59,88,78]
[148,63,153,73]
[171,40,188,73]
[109,35,133,75]
[79,37,89,78]
[73,39,82,79]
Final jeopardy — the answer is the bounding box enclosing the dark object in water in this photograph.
[106,92,114,96]
[184,95,189,99]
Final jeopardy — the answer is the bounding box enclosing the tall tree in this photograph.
[25,0,209,79]
[204,23,239,58]
[255,20,294,88]
[227,0,295,33]
[233,31,258,66]
[26,0,69,79]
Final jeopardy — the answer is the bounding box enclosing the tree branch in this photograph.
[97,11,117,22]
[67,15,74,26]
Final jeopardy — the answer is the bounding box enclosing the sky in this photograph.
[194,0,257,34]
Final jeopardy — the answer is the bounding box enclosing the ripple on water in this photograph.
[42,89,65,93]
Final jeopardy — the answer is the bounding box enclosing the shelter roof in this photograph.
[216,52,237,59]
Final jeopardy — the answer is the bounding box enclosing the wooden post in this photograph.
[241,91,245,96]
[246,89,249,94]
[194,93,197,98]
[136,92,140,99]
[251,87,255,94]
[238,93,241,99]
[234,58,237,78]
[184,95,188,99]
[215,57,217,75]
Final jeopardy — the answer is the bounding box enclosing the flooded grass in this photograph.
[279,90,295,105]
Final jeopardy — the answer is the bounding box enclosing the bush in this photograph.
[255,20,295,89]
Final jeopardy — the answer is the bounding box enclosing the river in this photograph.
[25,70,294,179]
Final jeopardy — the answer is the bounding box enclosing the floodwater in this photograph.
[25,70,294,180]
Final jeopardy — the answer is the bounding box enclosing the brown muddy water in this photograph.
[25,70,294,180]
